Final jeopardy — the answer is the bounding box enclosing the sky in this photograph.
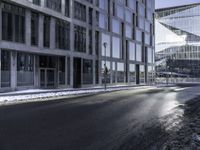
[155,0,200,9]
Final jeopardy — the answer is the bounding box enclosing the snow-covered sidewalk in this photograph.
[0,85,152,105]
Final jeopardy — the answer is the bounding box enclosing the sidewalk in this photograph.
[0,85,154,105]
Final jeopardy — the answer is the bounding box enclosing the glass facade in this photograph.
[155,4,200,77]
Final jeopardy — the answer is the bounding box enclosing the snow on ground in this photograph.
[162,95,200,149]
[0,86,152,104]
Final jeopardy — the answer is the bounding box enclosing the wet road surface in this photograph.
[0,87,194,150]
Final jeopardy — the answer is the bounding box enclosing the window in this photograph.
[136,44,142,62]
[31,12,39,46]
[129,42,136,61]
[117,4,124,19]
[1,50,11,87]
[59,57,65,85]
[33,0,41,5]
[83,59,93,84]
[74,25,86,52]
[43,16,50,48]
[112,36,120,58]
[117,63,125,83]
[2,7,13,41]
[126,25,132,39]
[55,19,70,50]
[65,0,70,17]
[74,1,86,22]
[95,31,100,56]
[17,53,34,86]
[89,8,93,25]
[148,48,153,63]
[112,18,120,34]
[101,33,111,57]
[2,2,25,43]
[46,0,61,12]
[129,64,136,82]
[140,65,145,83]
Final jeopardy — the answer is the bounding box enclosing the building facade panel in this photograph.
[0,0,155,92]
[155,3,200,78]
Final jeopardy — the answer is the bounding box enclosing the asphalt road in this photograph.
[0,87,192,150]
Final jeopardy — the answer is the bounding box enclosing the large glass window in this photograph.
[129,64,136,83]
[74,1,86,22]
[55,19,70,50]
[2,2,25,43]
[99,13,106,29]
[117,62,125,83]
[17,53,34,86]
[112,62,116,83]
[125,10,132,23]
[31,12,39,46]
[117,4,124,20]
[129,42,136,61]
[74,25,86,52]
[1,50,11,88]
[112,18,120,34]
[140,65,145,83]
[126,25,132,39]
[43,16,50,48]
[136,29,142,42]
[98,0,107,10]
[148,48,153,63]
[89,30,93,55]
[136,44,142,62]
[112,36,120,58]
[33,0,41,5]
[46,0,61,12]
[83,59,93,84]
[65,0,70,17]
[102,33,111,57]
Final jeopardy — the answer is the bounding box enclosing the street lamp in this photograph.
[103,42,108,90]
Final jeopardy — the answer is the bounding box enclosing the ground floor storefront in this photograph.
[0,49,155,92]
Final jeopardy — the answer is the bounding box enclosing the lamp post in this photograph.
[103,42,108,91]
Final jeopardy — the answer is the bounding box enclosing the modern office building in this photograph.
[155,3,200,78]
[0,0,155,92]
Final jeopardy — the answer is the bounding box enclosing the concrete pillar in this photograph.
[65,56,68,87]
[70,56,74,87]
[38,14,44,48]
[11,51,17,89]
[99,60,102,85]
[86,6,89,54]
[70,23,74,52]
[34,55,39,87]
[50,17,56,49]
[25,9,31,46]
[93,59,96,85]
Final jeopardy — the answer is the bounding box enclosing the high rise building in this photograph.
[155,3,200,78]
[0,0,155,92]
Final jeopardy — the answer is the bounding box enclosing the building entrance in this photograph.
[40,68,56,88]
[39,56,57,88]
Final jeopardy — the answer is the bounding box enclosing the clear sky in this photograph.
[155,0,200,9]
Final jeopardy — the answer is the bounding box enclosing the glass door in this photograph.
[40,68,56,88]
